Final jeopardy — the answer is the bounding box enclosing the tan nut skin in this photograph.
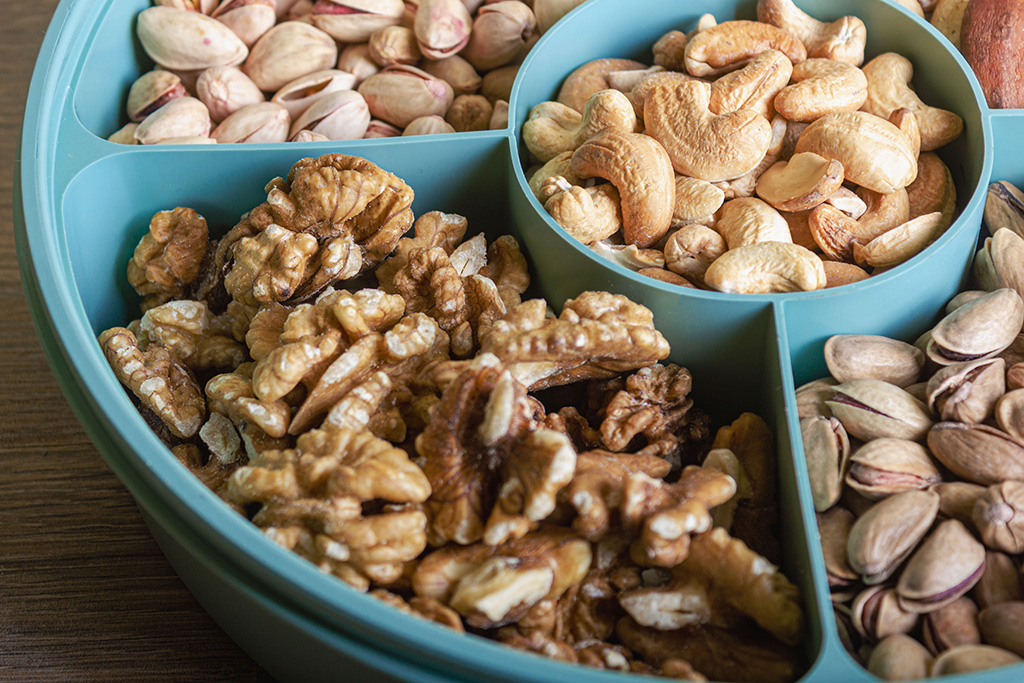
[522,89,637,163]
[755,151,845,212]
[757,0,867,66]
[862,53,964,151]
[773,58,868,123]
[684,19,806,78]
[795,111,918,194]
[644,79,773,183]
[571,128,675,248]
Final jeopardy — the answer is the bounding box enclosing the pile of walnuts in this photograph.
[100,153,804,682]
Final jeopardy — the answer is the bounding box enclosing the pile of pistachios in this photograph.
[799,180,1024,679]
[109,0,591,145]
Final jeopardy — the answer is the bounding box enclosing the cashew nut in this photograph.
[709,49,793,120]
[794,110,917,194]
[808,188,912,260]
[861,52,964,151]
[704,242,827,293]
[852,211,946,269]
[522,89,637,162]
[755,151,845,212]
[544,182,623,245]
[571,128,676,247]
[713,114,788,199]
[757,0,867,66]
[528,151,583,201]
[773,58,868,123]
[715,197,793,249]
[664,224,727,285]
[826,187,868,219]
[556,57,647,113]
[605,65,664,94]
[638,267,695,287]
[653,30,688,71]
[684,19,806,77]
[645,79,773,183]
[629,71,700,121]
[589,240,666,271]
[907,152,957,230]
[673,176,726,227]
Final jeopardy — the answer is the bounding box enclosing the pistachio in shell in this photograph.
[984,180,1024,239]
[926,357,1006,424]
[973,228,1024,303]
[927,422,1024,485]
[867,633,932,681]
[847,489,939,585]
[973,551,1023,610]
[896,518,985,613]
[795,377,838,419]
[922,597,981,655]
[817,506,858,595]
[979,601,1024,657]
[851,584,920,642]
[801,416,850,511]
[137,6,249,71]
[929,481,987,526]
[929,644,1022,676]
[995,388,1024,442]
[973,481,1024,554]
[845,438,942,500]
[927,288,1024,365]
[826,379,934,443]
[824,334,925,388]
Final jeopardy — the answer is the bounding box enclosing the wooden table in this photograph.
[1,3,274,680]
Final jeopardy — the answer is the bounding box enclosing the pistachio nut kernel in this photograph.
[984,180,1024,239]
[896,518,985,613]
[845,438,942,500]
[127,70,187,122]
[927,422,1024,485]
[927,288,1024,366]
[824,334,925,388]
[826,379,934,443]
[926,357,1006,424]
[973,481,1024,554]
[847,489,940,585]
[801,416,850,511]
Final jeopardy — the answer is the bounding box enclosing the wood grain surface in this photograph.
[1,3,274,680]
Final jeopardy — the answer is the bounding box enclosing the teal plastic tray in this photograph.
[13,0,1014,681]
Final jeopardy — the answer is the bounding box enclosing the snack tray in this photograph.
[15,0,1019,681]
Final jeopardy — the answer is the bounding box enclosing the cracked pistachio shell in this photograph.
[801,416,850,511]
[270,69,359,119]
[845,438,942,500]
[796,377,839,419]
[244,21,339,92]
[973,481,1024,554]
[896,519,985,613]
[134,96,212,144]
[288,89,371,140]
[137,6,249,71]
[984,180,1024,238]
[926,357,1006,424]
[928,422,1024,485]
[357,64,455,127]
[827,379,934,442]
[922,597,981,655]
[928,288,1024,365]
[847,489,940,585]
[930,644,1022,676]
[974,551,1023,610]
[996,388,1024,443]
[867,633,932,681]
[852,585,920,641]
[311,0,405,42]
[196,65,265,123]
[824,334,925,388]
[127,70,187,122]
[979,602,1024,657]
[211,101,290,142]
[974,228,1024,303]
[818,507,859,592]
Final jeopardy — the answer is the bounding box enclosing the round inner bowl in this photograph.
[509,0,990,377]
